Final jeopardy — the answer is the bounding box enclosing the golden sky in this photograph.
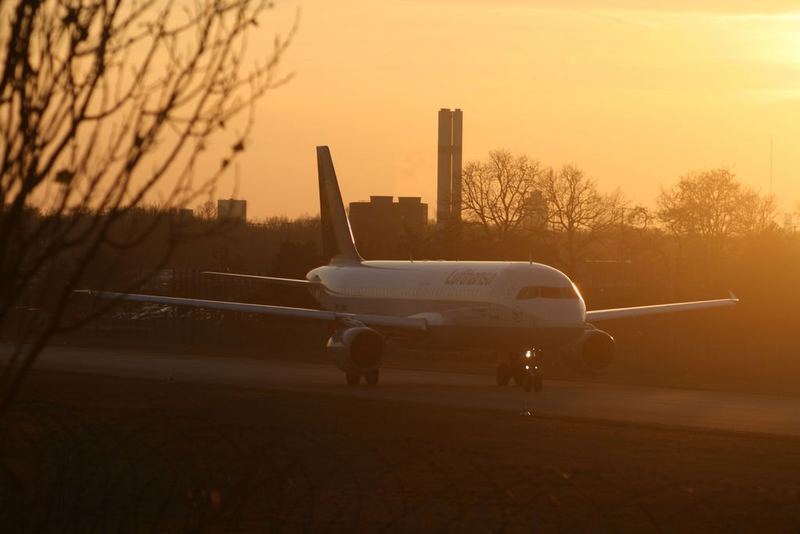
[225,0,800,219]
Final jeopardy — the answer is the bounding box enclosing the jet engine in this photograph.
[326,327,385,373]
[565,327,616,374]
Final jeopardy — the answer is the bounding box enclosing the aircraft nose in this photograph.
[539,299,585,329]
[530,300,585,348]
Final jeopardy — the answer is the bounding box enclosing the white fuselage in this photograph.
[307,261,587,352]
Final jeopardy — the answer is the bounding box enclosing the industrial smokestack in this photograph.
[437,109,453,224]
[451,109,463,223]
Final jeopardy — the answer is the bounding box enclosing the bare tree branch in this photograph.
[0,0,296,412]
[461,150,544,243]
[539,165,624,274]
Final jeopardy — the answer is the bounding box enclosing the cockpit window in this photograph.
[560,285,578,299]
[516,286,578,300]
[540,287,562,299]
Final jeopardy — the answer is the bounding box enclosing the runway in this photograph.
[6,344,800,437]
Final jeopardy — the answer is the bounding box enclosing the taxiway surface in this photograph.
[5,344,800,437]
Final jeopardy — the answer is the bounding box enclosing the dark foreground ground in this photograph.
[3,371,800,532]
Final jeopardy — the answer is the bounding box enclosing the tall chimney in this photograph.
[437,108,453,224]
[450,109,463,223]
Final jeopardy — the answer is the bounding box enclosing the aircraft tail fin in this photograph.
[317,146,362,264]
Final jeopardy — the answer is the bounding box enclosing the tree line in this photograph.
[459,150,778,276]
[7,149,789,308]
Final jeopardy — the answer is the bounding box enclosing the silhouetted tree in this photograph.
[656,168,777,291]
[461,150,544,243]
[539,165,624,274]
[657,169,777,240]
[196,200,218,220]
[0,0,295,412]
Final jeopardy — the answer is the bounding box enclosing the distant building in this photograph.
[437,108,463,225]
[521,191,547,231]
[349,196,428,258]
[217,198,246,222]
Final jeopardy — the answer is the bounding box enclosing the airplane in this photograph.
[82,146,739,392]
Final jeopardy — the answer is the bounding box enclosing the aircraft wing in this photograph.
[586,293,739,322]
[203,271,318,287]
[76,291,427,331]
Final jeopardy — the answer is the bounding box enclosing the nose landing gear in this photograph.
[496,349,543,393]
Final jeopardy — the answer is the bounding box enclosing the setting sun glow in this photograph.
[206,1,800,219]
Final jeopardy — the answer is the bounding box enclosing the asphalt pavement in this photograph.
[5,344,800,437]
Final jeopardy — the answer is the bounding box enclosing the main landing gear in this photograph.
[496,349,543,393]
[346,369,380,386]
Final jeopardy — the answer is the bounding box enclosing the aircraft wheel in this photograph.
[496,363,511,386]
[365,369,379,386]
[346,372,361,386]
